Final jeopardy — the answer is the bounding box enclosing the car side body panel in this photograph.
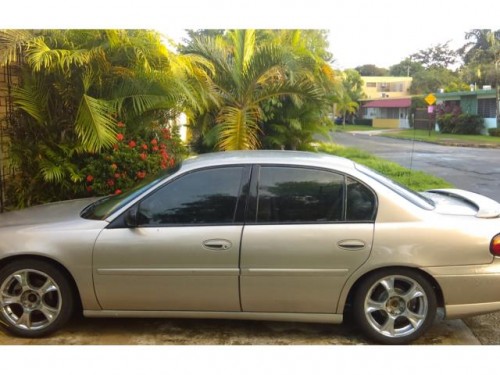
[2,151,500,341]
[93,225,243,311]
[0,199,107,311]
[240,223,374,313]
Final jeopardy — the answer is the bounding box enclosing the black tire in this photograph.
[352,268,437,345]
[0,259,75,338]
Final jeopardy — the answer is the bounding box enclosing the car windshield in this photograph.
[355,164,435,210]
[80,163,181,220]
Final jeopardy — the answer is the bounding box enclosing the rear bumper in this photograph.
[424,259,500,319]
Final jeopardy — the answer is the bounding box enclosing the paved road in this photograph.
[330,132,500,202]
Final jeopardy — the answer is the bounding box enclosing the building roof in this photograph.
[435,89,496,100]
[362,98,412,108]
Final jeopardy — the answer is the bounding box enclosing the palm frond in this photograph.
[216,105,261,150]
[75,94,116,152]
[11,75,49,125]
[0,29,36,65]
[38,144,83,183]
[231,29,255,75]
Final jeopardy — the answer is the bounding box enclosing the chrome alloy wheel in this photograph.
[0,269,62,331]
[363,275,429,338]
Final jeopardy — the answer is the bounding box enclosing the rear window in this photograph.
[355,164,435,210]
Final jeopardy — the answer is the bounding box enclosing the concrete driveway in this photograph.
[0,314,480,345]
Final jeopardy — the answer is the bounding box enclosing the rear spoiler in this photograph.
[426,189,500,218]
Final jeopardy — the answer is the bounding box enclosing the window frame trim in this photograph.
[108,164,252,228]
[246,164,378,226]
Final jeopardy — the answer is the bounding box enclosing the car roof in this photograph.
[180,150,356,171]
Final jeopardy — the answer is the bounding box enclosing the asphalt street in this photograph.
[330,132,500,202]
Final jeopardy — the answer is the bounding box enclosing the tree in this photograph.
[257,29,338,150]
[458,29,500,89]
[331,69,363,126]
[410,67,468,94]
[389,58,425,77]
[458,29,500,65]
[182,29,323,151]
[342,69,364,100]
[335,89,359,126]
[355,64,389,76]
[409,42,458,69]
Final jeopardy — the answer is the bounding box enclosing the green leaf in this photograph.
[75,95,116,152]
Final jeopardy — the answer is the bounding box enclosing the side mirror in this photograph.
[125,206,139,228]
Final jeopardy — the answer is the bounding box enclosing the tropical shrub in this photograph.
[1,29,202,208]
[82,121,186,196]
[489,128,500,137]
[436,103,484,134]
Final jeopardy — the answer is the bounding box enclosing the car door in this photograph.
[93,165,250,312]
[240,165,376,314]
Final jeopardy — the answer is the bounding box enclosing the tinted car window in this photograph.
[257,167,345,223]
[137,167,244,225]
[346,177,376,221]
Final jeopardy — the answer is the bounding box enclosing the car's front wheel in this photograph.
[353,268,437,344]
[0,259,74,337]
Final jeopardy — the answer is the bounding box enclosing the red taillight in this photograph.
[491,234,500,256]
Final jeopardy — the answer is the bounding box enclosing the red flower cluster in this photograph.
[84,120,183,196]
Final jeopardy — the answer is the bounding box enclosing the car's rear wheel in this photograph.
[353,268,437,344]
[0,259,74,337]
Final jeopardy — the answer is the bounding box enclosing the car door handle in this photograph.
[202,239,233,251]
[337,239,366,250]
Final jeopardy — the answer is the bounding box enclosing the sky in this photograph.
[2,0,499,70]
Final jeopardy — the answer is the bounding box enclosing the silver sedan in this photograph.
[1,150,500,344]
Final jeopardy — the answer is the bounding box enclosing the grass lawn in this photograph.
[382,129,500,146]
[317,143,453,191]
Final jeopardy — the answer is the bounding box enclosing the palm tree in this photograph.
[183,29,319,151]
[256,30,339,149]
[459,29,500,65]
[335,89,359,127]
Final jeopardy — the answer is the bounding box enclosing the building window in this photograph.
[366,82,376,88]
[378,83,388,91]
[477,98,496,118]
[380,108,400,119]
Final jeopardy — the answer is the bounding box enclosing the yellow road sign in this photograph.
[425,93,437,106]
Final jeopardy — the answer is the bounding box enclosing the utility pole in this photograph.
[493,39,499,128]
